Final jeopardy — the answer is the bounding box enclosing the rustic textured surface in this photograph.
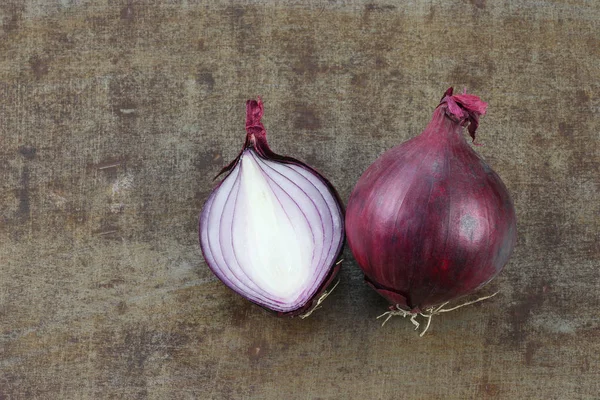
[1,1,598,399]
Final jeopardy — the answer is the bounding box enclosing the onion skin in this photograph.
[345,88,516,313]
[199,98,344,317]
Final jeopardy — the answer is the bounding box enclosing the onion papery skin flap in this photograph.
[199,98,344,316]
[345,88,516,313]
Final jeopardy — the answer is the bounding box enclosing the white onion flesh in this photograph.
[200,149,344,313]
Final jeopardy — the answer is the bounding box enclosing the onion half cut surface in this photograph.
[199,98,344,316]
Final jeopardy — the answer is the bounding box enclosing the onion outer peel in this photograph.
[345,88,517,328]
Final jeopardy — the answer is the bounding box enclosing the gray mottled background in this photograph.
[0,1,598,399]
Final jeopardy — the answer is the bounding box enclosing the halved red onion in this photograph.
[199,98,344,316]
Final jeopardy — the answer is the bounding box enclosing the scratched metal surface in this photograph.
[0,1,598,399]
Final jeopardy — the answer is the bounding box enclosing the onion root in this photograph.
[299,260,343,319]
[377,291,499,336]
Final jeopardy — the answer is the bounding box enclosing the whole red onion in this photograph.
[346,88,516,319]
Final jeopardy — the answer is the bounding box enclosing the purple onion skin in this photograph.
[199,98,345,317]
[345,89,516,313]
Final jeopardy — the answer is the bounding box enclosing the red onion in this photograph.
[346,88,516,332]
[199,98,344,316]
